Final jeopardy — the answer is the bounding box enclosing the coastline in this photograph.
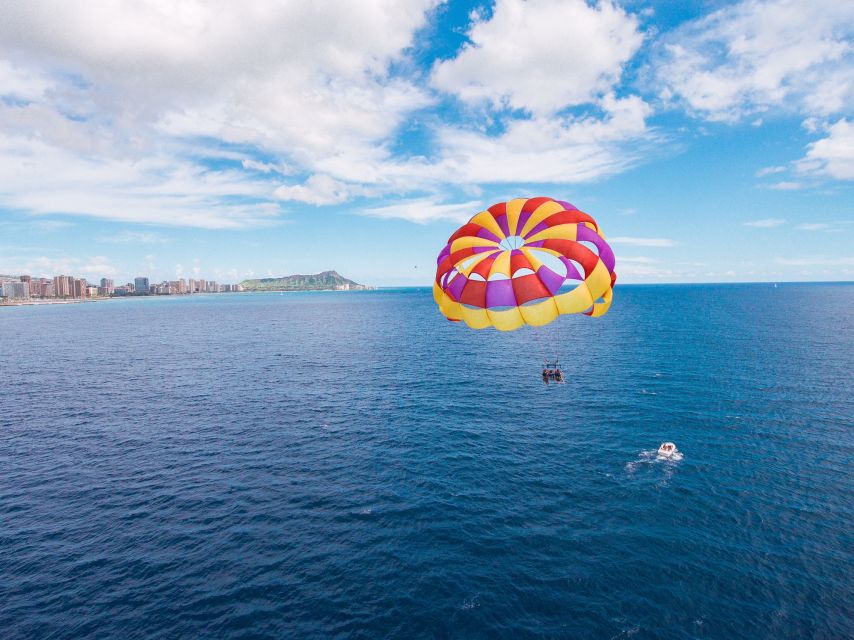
[0,298,101,307]
[0,289,374,307]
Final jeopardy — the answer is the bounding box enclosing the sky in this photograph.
[0,0,852,286]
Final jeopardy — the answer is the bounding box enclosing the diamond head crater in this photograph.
[239,270,372,292]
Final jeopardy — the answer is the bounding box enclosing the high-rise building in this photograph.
[100,278,114,293]
[198,279,206,293]
[187,278,196,294]
[53,275,72,298]
[1,281,29,299]
[27,277,50,298]
[72,278,87,298]
[134,277,150,294]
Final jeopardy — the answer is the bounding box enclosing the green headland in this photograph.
[239,270,370,292]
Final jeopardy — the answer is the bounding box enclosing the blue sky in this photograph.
[0,0,852,286]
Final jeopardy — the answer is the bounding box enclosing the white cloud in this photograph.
[360,199,481,224]
[0,0,439,225]
[0,59,51,101]
[766,181,803,190]
[274,175,362,206]
[431,0,643,115]
[795,119,854,180]
[657,0,854,122]
[756,165,786,177]
[82,256,119,278]
[432,94,653,184]
[101,231,169,243]
[7,0,846,233]
[0,254,118,280]
[608,237,676,247]
[0,0,661,223]
[796,223,829,231]
[241,159,294,175]
[744,218,785,227]
[0,130,283,228]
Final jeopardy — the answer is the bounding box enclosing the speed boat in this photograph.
[657,442,678,458]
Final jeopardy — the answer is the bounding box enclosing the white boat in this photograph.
[657,442,678,457]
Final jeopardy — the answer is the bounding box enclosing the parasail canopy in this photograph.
[433,197,617,331]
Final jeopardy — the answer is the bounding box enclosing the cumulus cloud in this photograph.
[795,119,854,180]
[433,94,653,185]
[657,0,854,122]
[0,0,659,226]
[431,0,643,115]
[4,0,847,232]
[0,0,439,225]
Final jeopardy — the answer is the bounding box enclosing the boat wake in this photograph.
[625,447,683,476]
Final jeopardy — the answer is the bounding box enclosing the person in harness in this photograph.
[542,360,564,383]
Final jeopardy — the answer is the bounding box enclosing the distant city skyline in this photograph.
[0,271,242,302]
[0,1,852,285]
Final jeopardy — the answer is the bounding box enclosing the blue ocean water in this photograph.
[1,284,852,639]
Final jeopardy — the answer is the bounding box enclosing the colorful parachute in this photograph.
[433,197,616,331]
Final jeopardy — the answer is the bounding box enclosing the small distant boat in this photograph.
[657,442,678,457]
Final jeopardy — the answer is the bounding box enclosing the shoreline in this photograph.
[0,289,372,307]
[0,298,101,307]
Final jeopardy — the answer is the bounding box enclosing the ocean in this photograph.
[1,284,852,639]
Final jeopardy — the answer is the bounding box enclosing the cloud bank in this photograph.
[0,0,851,229]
